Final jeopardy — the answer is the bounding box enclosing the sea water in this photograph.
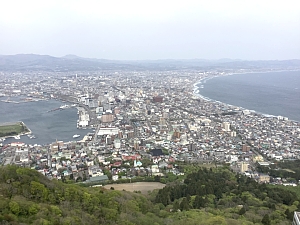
[0,97,91,145]
[197,71,300,122]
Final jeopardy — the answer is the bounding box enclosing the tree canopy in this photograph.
[0,165,298,224]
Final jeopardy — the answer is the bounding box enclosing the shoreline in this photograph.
[192,70,300,123]
[0,97,93,145]
[0,121,32,141]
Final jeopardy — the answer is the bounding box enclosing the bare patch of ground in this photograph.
[104,182,165,194]
[282,169,295,173]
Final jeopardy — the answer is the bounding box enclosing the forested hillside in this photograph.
[0,165,298,225]
[156,167,299,224]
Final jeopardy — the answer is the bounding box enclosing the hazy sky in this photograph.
[0,0,299,60]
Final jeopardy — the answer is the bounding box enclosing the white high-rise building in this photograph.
[240,162,249,173]
[223,122,230,132]
[114,138,121,149]
[230,131,236,137]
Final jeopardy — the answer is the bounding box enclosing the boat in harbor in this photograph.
[73,134,80,138]
[27,134,36,139]
[59,104,70,109]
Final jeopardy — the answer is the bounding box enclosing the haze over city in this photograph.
[0,0,299,60]
[2,1,300,225]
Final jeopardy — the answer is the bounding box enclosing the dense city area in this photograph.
[0,68,300,187]
[1,1,300,223]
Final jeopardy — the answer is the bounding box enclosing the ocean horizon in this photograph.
[195,70,300,122]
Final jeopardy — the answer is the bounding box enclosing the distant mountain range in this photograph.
[0,54,299,71]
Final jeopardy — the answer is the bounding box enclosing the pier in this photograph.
[46,108,61,113]
[1,99,19,104]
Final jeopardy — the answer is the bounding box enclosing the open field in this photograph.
[0,122,29,137]
[104,182,166,194]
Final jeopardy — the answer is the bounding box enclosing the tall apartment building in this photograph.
[101,113,114,123]
[222,122,230,132]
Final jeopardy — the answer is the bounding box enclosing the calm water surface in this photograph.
[0,97,91,145]
[197,71,300,122]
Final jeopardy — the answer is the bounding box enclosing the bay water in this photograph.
[0,97,91,145]
[197,71,300,122]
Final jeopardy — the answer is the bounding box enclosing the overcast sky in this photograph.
[0,0,299,60]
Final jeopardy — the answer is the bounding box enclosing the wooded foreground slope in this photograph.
[0,165,299,225]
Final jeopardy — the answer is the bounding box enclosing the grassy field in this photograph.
[0,122,29,137]
[104,182,166,194]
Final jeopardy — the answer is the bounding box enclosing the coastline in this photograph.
[192,70,300,123]
[0,121,32,141]
[0,98,93,145]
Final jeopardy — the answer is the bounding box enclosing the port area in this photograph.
[46,103,77,113]
[1,97,46,104]
[0,121,32,140]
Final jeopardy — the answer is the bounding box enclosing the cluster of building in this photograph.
[0,68,300,185]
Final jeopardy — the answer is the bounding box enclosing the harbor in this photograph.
[46,103,78,113]
[0,97,92,145]
[1,97,46,104]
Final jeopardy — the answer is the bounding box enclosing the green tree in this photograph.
[141,158,153,168]
[28,204,39,215]
[262,214,271,225]
[173,200,180,211]
[50,205,62,216]
[285,208,294,220]
[193,195,203,209]
[30,181,48,201]
[180,197,190,211]
[82,173,87,181]
[238,206,246,215]
[9,201,20,215]
[154,175,161,182]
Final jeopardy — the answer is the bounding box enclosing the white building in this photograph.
[223,122,230,132]
[97,127,119,136]
[240,162,249,173]
[114,139,121,149]
[292,211,300,225]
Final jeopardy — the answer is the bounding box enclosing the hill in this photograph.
[155,166,300,224]
[0,165,298,224]
[0,54,136,72]
[0,165,160,225]
[0,54,300,72]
